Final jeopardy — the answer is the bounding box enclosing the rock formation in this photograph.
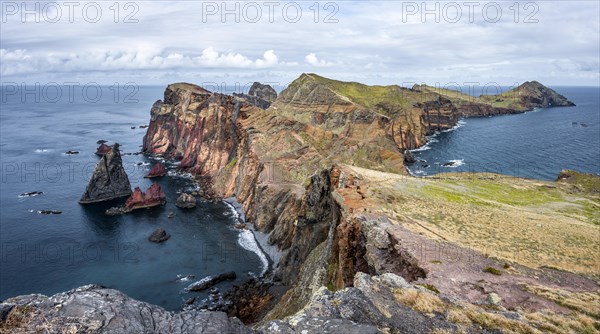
[79,144,132,204]
[233,82,278,109]
[175,192,196,209]
[145,163,167,178]
[249,82,277,102]
[105,183,166,215]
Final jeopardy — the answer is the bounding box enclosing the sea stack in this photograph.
[79,143,132,204]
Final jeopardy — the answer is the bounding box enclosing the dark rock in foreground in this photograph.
[0,285,256,334]
[105,183,166,215]
[188,271,237,291]
[80,144,132,204]
[148,228,170,243]
[176,192,196,209]
[145,163,167,178]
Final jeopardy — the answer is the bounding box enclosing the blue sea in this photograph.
[407,87,600,180]
[0,85,269,310]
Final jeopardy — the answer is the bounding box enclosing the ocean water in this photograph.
[407,87,600,180]
[0,86,267,310]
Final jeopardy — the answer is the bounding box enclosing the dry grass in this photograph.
[343,165,600,276]
[391,286,600,334]
[392,288,446,314]
[521,284,600,318]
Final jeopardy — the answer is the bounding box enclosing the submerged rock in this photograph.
[38,210,62,215]
[19,191,43,197]
[148,228,170,243]
[145,163,167,178]
[95,143,112,156]
[176,192,196,209]
[65,150,79,155]
[80,144,132,204]
[188,272,237,291]
[96,140,108,144]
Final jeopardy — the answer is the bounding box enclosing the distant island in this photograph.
[2,74,597,334]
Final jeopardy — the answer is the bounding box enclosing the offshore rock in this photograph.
[105,183,166,215]
[79,144,132,204]
[148,228,170,243]
[145,163,167,178]
[176,192,196,209]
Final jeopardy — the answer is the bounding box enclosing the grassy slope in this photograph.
[341,165,600,276]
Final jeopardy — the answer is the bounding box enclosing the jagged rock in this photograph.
[80,144,132,204]
[0,285,256,333]
[105,183,166,215]
[145,163,167,178]
[148,228,170,243]
[95,143,112,156]
[188,272,237,291]
[249,82,277,102]
[176,192,196,209]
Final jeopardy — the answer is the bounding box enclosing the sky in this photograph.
[1,0,599,90]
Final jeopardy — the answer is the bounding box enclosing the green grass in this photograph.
[483,267,503,275]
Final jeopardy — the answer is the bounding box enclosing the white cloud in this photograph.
[0,1,598,85]
[305,53,334,67]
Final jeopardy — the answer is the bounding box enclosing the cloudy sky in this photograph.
[1,1,598,89]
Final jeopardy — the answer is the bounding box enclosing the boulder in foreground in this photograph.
[80,144,132,204]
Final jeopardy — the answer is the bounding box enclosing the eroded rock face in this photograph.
[79,145,132,204]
